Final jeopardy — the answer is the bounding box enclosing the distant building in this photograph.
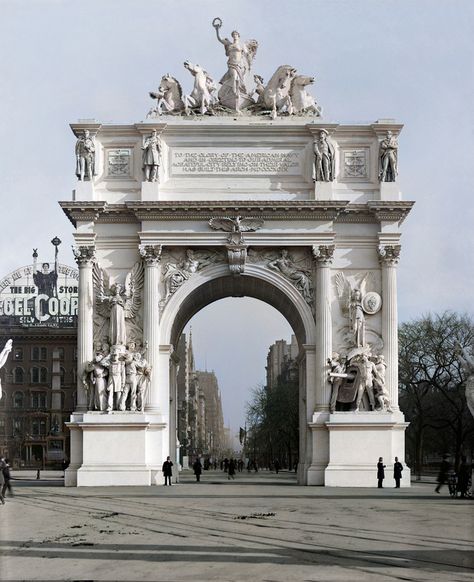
[0,253,78,467]
[266,335,299,390]
[176,332,225,462]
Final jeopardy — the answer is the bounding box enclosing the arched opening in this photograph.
[161,270,316,484]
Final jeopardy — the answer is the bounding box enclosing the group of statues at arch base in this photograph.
[82,340,151,413]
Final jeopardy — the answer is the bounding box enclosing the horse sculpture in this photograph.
[289,75,322,116]
[147,74,185,117]
[183,61,216,115]
[260,65,296,119]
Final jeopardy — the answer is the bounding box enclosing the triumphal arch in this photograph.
[61,18,413,487]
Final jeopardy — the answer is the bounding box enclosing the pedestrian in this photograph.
[1,459,13,498]
[457,456,471,498]
[377,457,386,488]
[162,456,173,486]
[193,457,202,482]
[435,454,450,494]
[228,458,236,480]
[393,457,403,488]
[0,458,5,505]
[274,459,280,474]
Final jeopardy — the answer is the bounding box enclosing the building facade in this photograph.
[266,335,299,391]
[0,257,78,467]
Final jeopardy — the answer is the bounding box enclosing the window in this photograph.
[0,418,5,434]
[13,417,22,434]
[57,347,65,360]
[60,367,66,386]
[72,368,77,384]
[13,367,24,384]
[40,347,47,361]
[32,392,47,409]
[32,347,40,361]
[14,348,23,361]
[40,367,48,383]
[13,391,24,409]
[73,347,78,360]
[31,367,39,383]
[32,418,47,436]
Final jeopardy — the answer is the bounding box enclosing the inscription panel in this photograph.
[171,148,303,176]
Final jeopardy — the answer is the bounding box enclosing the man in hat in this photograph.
[313,129,335,182]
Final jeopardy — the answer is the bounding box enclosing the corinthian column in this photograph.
[312,245,335,411]
[378,244,401,410]
[72,245,95,412]
[139,244,162,413]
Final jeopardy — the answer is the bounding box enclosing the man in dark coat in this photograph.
[193,458,202,482]
[457,456,471,498]
[162,456,173,486]
[377,457,386,488]
[435,454,450,493]
[393,456,403,488]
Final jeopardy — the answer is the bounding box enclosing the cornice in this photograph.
[367,201,415,226]
[59,202,107,226]
[59,200,415,227]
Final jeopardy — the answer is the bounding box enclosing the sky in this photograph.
[0,0,473,434]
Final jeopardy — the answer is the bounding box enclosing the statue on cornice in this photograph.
[183,61,217,115]
[142,130,161,182]
[148,74,185,117]
[378,130,398,182]
[75,129,95,181]
[313,129,335,182]
[212,17,258,111]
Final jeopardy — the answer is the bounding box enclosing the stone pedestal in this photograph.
[73,182,95,201]
[324,412,410,487]
[380,182,401,201]
[141,182,160,201]
[65,412,166,487]
[314,181,333,200]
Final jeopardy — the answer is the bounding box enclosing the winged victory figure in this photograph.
[335,272,381,349]
[92,261,144,347]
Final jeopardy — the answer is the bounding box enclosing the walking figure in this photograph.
[435,455,450,494]
[162,456,173,486]
[193,458,202,482]
[1,459,13,498]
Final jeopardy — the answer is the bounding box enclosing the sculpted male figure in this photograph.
[354,354,376,412]
[379,130,398,182]
[313,130,335,182]
[75,129,95,181]
[328,353,346,413]
[119,341,143,411]
[142,129,161,182]
[105,348,125,412]
[84,347,110,411]
[349,289,366,348]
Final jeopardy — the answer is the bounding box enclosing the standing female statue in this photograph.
[212,17,258,111]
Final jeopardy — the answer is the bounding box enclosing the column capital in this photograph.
[139,244,162,266]
[312,244,335,266]
[72,245,95,266]
[378,244,401,266]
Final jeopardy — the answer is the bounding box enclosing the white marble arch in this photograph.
[159,262,318,485]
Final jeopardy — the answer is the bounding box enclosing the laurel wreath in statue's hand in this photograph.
[212,17,222,29]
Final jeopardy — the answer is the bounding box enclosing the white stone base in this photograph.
[141,181,160,201]
[72,182,94,201]
[65,411,167,487]
[324,411,410,487]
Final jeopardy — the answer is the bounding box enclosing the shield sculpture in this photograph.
[337,365,360,403]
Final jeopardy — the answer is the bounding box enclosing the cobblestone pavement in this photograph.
[0,470,473,581]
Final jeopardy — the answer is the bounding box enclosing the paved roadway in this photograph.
[0,470,472,581]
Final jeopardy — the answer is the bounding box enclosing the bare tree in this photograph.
[399,312,474,477]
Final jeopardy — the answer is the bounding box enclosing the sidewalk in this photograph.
[0,473,472,581]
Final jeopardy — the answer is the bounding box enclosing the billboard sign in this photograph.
[0,254,79,328]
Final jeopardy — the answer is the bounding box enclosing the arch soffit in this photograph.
[161,263,315,348]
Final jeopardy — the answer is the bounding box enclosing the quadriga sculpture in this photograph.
[290,75,322,116]
[148,74,185,117]
[183,61,217,115]
[261,65,296,119]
